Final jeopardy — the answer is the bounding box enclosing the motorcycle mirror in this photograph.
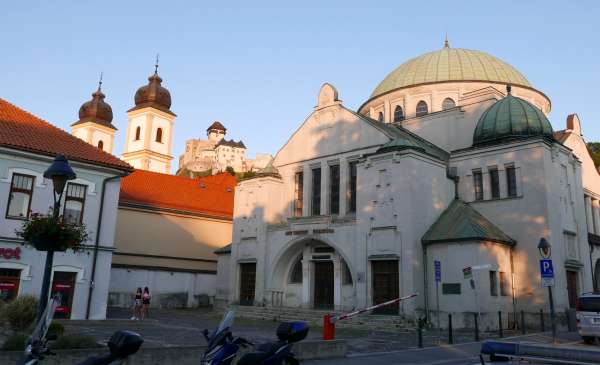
[108,330,144,358]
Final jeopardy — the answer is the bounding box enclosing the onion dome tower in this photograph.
[71,74,116,153]
[122,56,176,174]
[473,85,554,146]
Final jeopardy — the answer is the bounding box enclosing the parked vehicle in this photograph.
[18,295,143,365]
[200,311,308,365]
[576,292,600,344]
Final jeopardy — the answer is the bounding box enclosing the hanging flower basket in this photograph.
[16,213,89,252]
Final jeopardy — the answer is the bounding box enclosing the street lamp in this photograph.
[38,155,76,319]
[538,237,556,342]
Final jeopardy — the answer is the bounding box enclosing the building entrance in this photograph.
[51,271,77,319]
[372,260,399,314]
[239,263,256,306]
[313,261,334,309]
[0,268,21,301]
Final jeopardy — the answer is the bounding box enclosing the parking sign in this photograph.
[540,259,555,287]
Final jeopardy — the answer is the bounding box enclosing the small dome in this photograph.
[133,71,172,112]
[371,46,531,99]
[473,86,554,146]
[73,85,116,129]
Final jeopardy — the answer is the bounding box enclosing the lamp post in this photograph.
[38,155,76,320]
[538,237,556,342]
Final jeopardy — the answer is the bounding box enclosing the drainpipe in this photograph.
[423,245,429,322]
[510,247,517,328]
[85,175,121,319]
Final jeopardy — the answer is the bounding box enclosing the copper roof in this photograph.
[72,84,116,130]
[119,170,236,219]
[0,98,132,172]
[207,121,227,132]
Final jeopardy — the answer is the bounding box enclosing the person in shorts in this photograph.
[142,287,151,320]
[131,287,142,320]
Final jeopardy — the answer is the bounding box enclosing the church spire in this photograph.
[154,53,159,75]
[444,33,450,48]
[97,72,103,92]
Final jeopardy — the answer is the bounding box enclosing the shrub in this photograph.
[52,335,100,349]
[47,322,65,337]
[2,333,28,351]
[2,295,38,331]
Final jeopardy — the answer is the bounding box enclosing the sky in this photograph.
[1,1,599,170]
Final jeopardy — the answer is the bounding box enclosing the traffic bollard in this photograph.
[540,309,545,332]
[498,311,503,338]
[474,313,479,341]
[521,310,526,335]
[323,314,335,340]
[418,318,423,348]
[448,313,454,344]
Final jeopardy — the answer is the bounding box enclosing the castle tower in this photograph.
[207,121,226,143]
[71,76,117,153]
[122,61,176,173]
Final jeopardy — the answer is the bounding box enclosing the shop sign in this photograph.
[0,247,21,260]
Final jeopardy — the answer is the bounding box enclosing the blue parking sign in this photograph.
[434,260,441,282]
[540,259,554,278]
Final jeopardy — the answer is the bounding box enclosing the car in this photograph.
[576,292,600,344]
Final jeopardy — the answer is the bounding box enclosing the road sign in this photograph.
[434,260,441,282]
[540,259,554,278]
[541,277,555,287]
[463,266,472,280]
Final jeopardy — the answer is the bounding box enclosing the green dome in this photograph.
[473,89,554,146]
[371,46,531,99]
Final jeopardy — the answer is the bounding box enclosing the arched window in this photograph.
[416,101,428,117]
[97,140,104,150]
[156,128,163,143]
[377,112,384,122]
[442,98,456,110]
[134,126,141,141]
[289,256,303,284]
[393,105,404,122]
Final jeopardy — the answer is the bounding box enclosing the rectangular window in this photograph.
[63,183,87,225]
[489,270,498,296]
[489,167,500,199]
[442,283,461,295]
[294,171,303,217]
[506,165,517,197]
[473,169,483,201]
[329,165,340,215]
[348,161,358,213]
[499,271,510,296]
[6,173,35,219]
[311,168,321,216]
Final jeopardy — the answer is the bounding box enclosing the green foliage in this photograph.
[16,213,89,251]
[236,171,257,181]
[47,321,65,337]
[2,295,37,331]
[52,335,101,349]
[176,167,213,178]
[588,142,600,169]
[225,166,236,175]
[2,333,28,350]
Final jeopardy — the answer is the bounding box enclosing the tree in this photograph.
[588,142,600,169]
[225,166,236,176]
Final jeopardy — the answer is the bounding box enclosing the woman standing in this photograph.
[131,287,142,320]
[142,287,151,320]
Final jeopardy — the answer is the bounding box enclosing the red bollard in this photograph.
[323,314,335,340]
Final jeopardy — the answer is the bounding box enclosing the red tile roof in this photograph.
[0,98,132,172]
[120,170,236,219]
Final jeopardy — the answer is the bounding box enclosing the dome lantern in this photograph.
[472,85,554,146]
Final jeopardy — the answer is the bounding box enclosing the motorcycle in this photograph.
[18,295,144,365]
[200,311,309,365]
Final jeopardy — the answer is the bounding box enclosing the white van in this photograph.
[576,292,600,344]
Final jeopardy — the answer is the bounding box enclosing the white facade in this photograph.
[218,46,599,328]
[0,148,124,319]
[72,122,116,154]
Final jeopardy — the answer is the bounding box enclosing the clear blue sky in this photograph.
[2,1,599,167]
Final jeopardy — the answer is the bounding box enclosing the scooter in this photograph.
[200,311,308,365]
[18,295,144,365]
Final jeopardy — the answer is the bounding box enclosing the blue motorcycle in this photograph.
[200,311,308,365]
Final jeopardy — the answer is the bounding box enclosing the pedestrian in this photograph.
[142,286,151,320]
[131,287,142,320]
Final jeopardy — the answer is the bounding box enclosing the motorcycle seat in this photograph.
[237,341,286,365]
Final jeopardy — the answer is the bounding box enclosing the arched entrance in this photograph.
[269,237,354,310]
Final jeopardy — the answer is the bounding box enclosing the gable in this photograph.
[274,104,393,166]
[561,132,600,195]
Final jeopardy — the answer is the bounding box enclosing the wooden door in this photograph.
[51,271,77,319]
[372,260,399,315]
[0,269,21,302]
[313,261,334,309]
[239,263,256,306]
[566,270,578,309]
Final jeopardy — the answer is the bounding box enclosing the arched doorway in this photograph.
[594,259,600,292]
[269,237,354,310]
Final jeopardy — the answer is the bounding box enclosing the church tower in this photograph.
[72,76,117,153]
[122,61,176,173]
